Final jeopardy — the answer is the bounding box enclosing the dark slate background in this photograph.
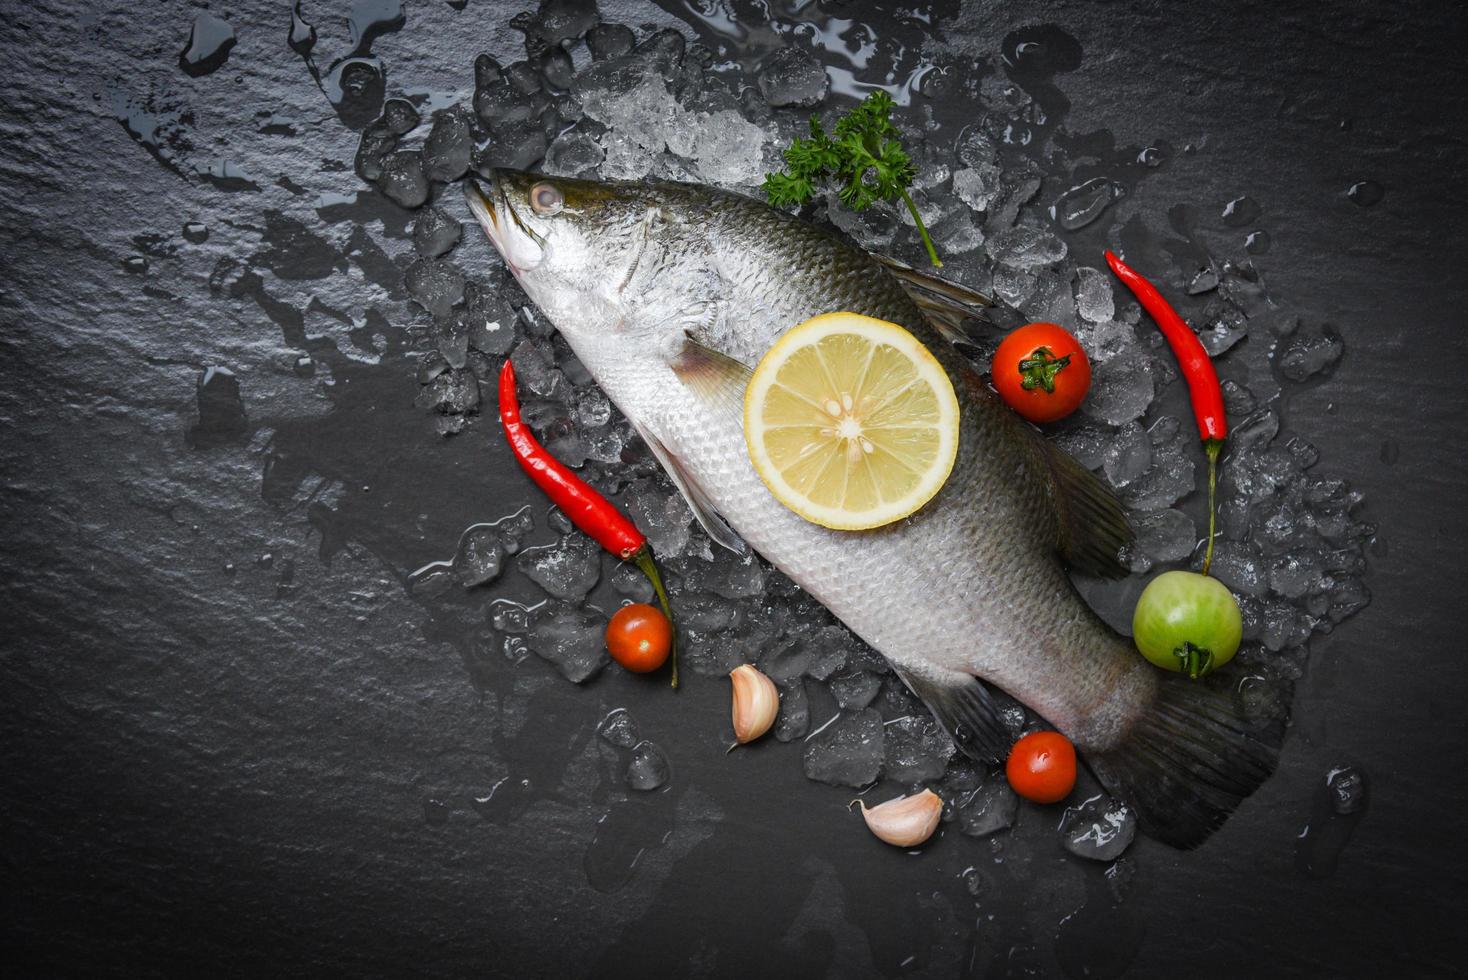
[2,0,1465,977]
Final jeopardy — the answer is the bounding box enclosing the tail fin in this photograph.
[1087,672,1287,849]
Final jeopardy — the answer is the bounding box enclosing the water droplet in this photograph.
[223,562,236,577]
[187,365,250,448]
[1346,180,1383,207]
[288,2,316,57]
[179,12,236,77]
[1221,195,1260,226]
[182,221,208,243]
[293,354,315,377]
[1244,230,1271,255]
[1379,440,1399,464]
[1052,177,1118,230]
[1186,265,1220,294]
[121,255,149,274]
[1137,145,1167,168]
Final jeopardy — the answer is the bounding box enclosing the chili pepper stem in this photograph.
[1202,439,1222,577]
[633,546,678,689]
[899,188,942,268]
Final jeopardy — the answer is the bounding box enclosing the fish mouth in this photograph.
[464,171,544,275]
[463,172,505,245]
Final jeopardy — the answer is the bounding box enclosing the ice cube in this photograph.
[621,479,693,558]
[1054,426,1109,470]
[503,60,543,95]
[957,780,1019,837]
[598,707,640,748]
[686,109,769,186]
[775,678,810,742]
[378,150,430,208]
[1133,508,1197,562]
[1186,264,1220,295]
[1102,422,1152,488]
[829,671,883,711]
[682,631,750,678]
[1207,540,1268,597]
[518,533,602,601]
[381,98,420,136]
[528,603,608,682]
[544,128,605,176]
[939,221,986,255]
[412,207,462,258]
[434,313,470,370]
[423,108,473,183]
[1082,346,1154,426]
[802,708,885,787]
[1276,326,1344,381]
[1269,554,1323,599]
[587,23,635,60]
[1061,795,1137,861]
[524,0,599,47]
[626,740,671,791]
[677,593,741,632]
[609,561,654,602]
[405,258,466,320]
[539,48,575,91]
[952,166,999,213]
[414,370,481,415]
[757,46,829,107]
[454,527,504,587]
[882,715,956,783]
[1122,439,1195,511]
[1074,266,1115,323]
[509,339,564,400]
[993,266,1037,307]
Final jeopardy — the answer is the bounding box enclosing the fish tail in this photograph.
[1085,671,1286,849]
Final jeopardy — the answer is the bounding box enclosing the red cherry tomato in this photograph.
[605,603,673,673]
[991,322,1091,423]
[1005,731,1077,803]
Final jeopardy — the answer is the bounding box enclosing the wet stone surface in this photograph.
[1,0,1465,978]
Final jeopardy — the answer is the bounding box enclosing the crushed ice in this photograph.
[326,1,1373,861]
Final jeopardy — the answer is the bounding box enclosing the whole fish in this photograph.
[465,171,1282,848]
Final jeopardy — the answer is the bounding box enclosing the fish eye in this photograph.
[529,182,564,215]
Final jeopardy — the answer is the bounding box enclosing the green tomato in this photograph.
[1132,570,1243,679]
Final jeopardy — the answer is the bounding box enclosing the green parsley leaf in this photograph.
[762,91,941,267]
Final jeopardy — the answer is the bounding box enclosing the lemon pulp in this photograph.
[743,312,960,530]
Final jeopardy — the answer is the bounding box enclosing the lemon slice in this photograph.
[743,312,960,530]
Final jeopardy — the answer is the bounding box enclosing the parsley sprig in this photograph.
[763,91,940,267]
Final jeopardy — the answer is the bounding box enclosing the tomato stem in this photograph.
[1174,641,1214,680]
[1017,346,1072,394]
[633,546,677,689]
[1201,439,1222,577]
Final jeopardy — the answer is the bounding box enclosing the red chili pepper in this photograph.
[498,360,679,687]
[1104,250,1227,576]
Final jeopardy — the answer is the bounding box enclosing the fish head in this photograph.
[464,170,672,347]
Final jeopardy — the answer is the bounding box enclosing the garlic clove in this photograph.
[855,789,943,847]
[729,664,779,744]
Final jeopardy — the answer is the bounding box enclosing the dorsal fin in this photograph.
[875,253,994,343]
[1028,429,1134,578]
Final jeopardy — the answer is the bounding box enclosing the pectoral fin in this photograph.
[895,666,1013,764]
[630,415,748,556]
[668,336,752,420]
[643,337,754,555]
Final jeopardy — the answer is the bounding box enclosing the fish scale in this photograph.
[467,171,1283,849]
